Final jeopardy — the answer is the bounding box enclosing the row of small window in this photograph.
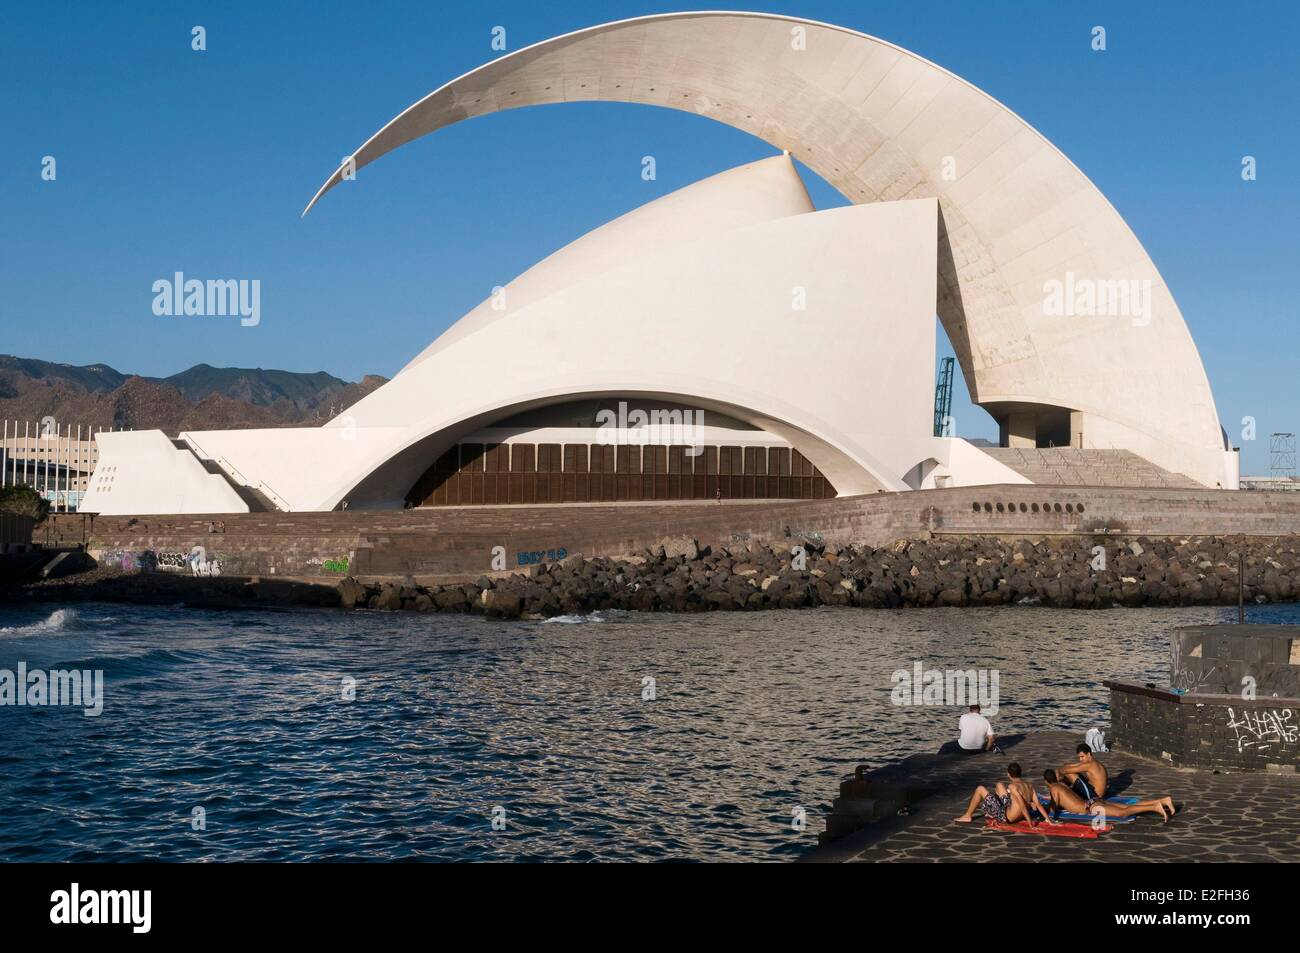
[972,500,1085,514]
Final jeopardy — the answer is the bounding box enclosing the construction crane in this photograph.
[933,356,955,436]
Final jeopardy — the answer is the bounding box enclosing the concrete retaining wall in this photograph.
[43,485,1300,580]
[1108,682,1300,773]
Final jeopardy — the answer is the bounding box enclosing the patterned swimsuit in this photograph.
[981,791,1012,823]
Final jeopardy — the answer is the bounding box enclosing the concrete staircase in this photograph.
[172,439,277,512]
[979,447,1202,488]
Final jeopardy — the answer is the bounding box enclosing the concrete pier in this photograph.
[806,731,1300,863]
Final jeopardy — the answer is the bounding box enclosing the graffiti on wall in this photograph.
[784,526,823,542]
[186,546,222,577]
[99,547,222,576]
[303,555,351,573]
[1171,664,1219,694]
[517,548,567,567]
[100,550,157,572]
[1225,707,1298,753]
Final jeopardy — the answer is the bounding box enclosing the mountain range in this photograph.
[0,355,388,434]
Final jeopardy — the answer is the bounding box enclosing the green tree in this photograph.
[0,486,51,522]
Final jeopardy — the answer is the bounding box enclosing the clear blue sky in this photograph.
[2,1,1297,472]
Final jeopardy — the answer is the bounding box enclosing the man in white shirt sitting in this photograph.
[957,704,996,754]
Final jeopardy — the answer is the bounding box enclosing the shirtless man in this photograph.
[954,762,1056,825]
[1056,743,1108,802]
[1042,769,1176,823]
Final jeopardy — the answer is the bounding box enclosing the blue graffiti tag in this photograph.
[517,548,568,566]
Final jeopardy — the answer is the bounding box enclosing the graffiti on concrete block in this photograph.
[784,526,823,542]
[1171,664,1218,694]
[149,547,221,576]
[186,546,222,577]
[156,551,190,570]
[322,557,350,574]
[100,550,157,572]
[1225,707,1298,753]
[517,548,567,566]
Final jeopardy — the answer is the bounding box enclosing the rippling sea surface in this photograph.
[0,600,1291,861]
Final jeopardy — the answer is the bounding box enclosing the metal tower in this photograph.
[1271,432,1296,479]
[933,356,955,436]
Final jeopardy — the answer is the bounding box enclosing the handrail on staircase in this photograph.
[216,457,291,512]
[177,434,290,511]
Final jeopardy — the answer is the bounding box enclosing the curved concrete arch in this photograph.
[304,11,1229,488]
[335,387,894,509]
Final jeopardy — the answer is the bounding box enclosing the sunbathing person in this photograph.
[1041,769,1176,823]
[1005,762,1051,821]
[1056,742,1108,801]
[954,762,1056,825]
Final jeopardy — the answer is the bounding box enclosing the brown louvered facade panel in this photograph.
[562,443,587,472]
[511,444,536,473]
[720,446,744,500]
[536,444,562,503]
[745,445,766,496]
[644,445,664,499]
[485,443,509,473]
[616,445,640,500]
[590,445,615,501]
[410,441,834,505]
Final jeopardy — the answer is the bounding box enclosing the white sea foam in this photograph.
[542,611,608,625]
[0,607,76,637]
[541,610,632,625]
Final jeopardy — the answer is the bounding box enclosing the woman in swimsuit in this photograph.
[1041,769,1177,823]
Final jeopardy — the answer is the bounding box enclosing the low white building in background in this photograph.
[81,12,1238,515]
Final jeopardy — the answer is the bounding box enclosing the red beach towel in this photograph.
[985,819,1111,838]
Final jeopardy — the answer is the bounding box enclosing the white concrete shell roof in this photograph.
[399,149,815,374]
[86,155,1025,515]
[304,10,1230,488]
[305,154,941,506]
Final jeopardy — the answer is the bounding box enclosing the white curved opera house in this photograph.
[82,11,1238,515]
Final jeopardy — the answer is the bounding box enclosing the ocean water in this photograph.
[0,599,1285,862]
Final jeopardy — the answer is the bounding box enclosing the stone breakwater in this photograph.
[337,534,1300,619]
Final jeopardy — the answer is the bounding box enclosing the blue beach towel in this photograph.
[1037,794,1140,824]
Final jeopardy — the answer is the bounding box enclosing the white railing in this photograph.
[218,456,291,511]
[180,434,291,511]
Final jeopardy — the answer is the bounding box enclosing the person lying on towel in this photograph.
[1056,742,1108,801]
[954,762,1056,826]
[1042,770,1176,823]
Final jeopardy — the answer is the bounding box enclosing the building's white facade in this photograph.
[81,12,1235,515]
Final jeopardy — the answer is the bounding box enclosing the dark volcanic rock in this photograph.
[370,583,402,611]
[26,533,1300,620]
[337,576,367,610]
